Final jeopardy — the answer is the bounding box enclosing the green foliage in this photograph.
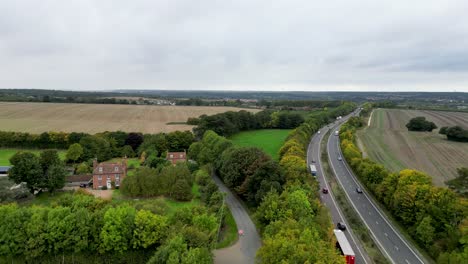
[406,116,437,132]
[133,210,168,249]
[8,152,44,193]
[172,179,193,201]
[76,162,91,174]
[100,205,136,253]
[45,164,67,193]
[446,167,468,197]
[121,145,136,158]
[445,126,468,142]
[66,143,83,163]
[229,129,291,160]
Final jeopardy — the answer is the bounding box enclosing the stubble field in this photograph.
[357,108,468,186]
[0,102,260,134]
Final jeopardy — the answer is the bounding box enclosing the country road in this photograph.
[307,111,371,264]
[212,175,261,264]
[327,120,427,264]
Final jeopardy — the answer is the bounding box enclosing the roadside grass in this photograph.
[0,148,66,166]
[321,130,389,264]
[216,208,238,249]
[229,129,291,160]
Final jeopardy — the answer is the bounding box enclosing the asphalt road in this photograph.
[327,119,427,264]
[212,175,261,264]
[307,113,370,264]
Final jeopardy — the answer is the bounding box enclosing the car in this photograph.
[337,222,347,231]
[79,183,87,188]
[338,156,342,161]
[356,187,363,194]
[322,188,329,194]
[318,130,321,134]
[311,159,316,163]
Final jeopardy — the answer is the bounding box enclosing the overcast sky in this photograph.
[1,0,468,92]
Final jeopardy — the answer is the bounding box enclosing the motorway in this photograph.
[307,113,370,264]
[327,115,427,264]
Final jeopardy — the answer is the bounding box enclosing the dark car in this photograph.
[356,187,363,193]
[322,188,329,194]
[79,183,87,188]
[337,222,347,231]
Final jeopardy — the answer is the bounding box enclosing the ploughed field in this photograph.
[357,108,468,186]
[229,129,291,160]
[0,102,259,134]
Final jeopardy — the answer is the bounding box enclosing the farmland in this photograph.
[0,102,260,134]
[0,148,66,166]
[229,129,291,160]
[357,108,468,186]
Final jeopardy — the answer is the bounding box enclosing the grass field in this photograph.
[357,108,468,186]
[0,102,260,134]
[229,129,291,160]
[0,148,66,166]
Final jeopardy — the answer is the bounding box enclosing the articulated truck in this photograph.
[334,229,355,264]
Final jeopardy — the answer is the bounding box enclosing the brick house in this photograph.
[92,158,127,189]
[166,151,187,165]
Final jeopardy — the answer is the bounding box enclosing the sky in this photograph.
[1,0,468,92]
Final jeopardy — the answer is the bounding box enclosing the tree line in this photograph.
[191,110,306,138]
[188,102,357,263]
[340,115,467,263]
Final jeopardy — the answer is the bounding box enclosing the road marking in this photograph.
[384,233,388,237]
[369,212,372,215]
[376,221,379,225]
[405,259,410,264]
[395,246,399,251]
[334,135,426,264]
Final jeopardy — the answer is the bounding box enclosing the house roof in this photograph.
[67,175,93,182]
[166,152,186,159]
[93,162,126,174]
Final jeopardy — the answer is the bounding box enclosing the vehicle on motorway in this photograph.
[334,229,355,264]
[338,156,342,161]
[337,222,347,231]
[334,130,339,136]
[310,164,317,176]
[356,187,363,194]
[322,188,329,194]
[318,130,321,134]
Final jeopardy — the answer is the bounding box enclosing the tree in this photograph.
[66,143,83,163]
[40,149,61,173]
[405,117,437,132]
[147,235,187,264]
[416,216,435,248]
[125,132,144,151]
[76,162,91,174]
[133,210,168,249]
[80,135,112,161]
[439,126,449,135]
[45,164,67,193]
[171,179,193,201]
[8,152,44,194]
[120,145,135,158]
[100,205,136,253]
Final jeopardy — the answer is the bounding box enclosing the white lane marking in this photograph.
[376,221,379,225]
[395,246,399,251]
[384,233,388,237]
[369,212,372,215]
[334,136,426,264]
[405,259,410,264]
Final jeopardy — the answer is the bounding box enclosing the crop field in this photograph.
[357,108,468,186]
[0,102,260,134]
[0,148,66,166]
[230,129,291,160]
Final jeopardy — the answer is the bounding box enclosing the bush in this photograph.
[101,186,108,190]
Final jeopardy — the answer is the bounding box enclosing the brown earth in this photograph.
[358,109,468,186]
[0,102,260,134]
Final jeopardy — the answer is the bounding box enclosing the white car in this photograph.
[318,130,321,134]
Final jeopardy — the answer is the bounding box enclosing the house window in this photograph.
[114,166,118,172]
[170,154,174,158]
[180,154,183,158]
[107,175,111,180]
[99,167,103,173]
[98,175,102,180]
[115,174,120,180]
[116,179,120,186]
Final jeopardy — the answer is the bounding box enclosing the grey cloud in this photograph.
[0,0,467,91]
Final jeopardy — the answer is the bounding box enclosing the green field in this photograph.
[229,129,291,160]
[0,148,66,166]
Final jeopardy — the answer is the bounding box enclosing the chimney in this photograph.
[93,158,98,169]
